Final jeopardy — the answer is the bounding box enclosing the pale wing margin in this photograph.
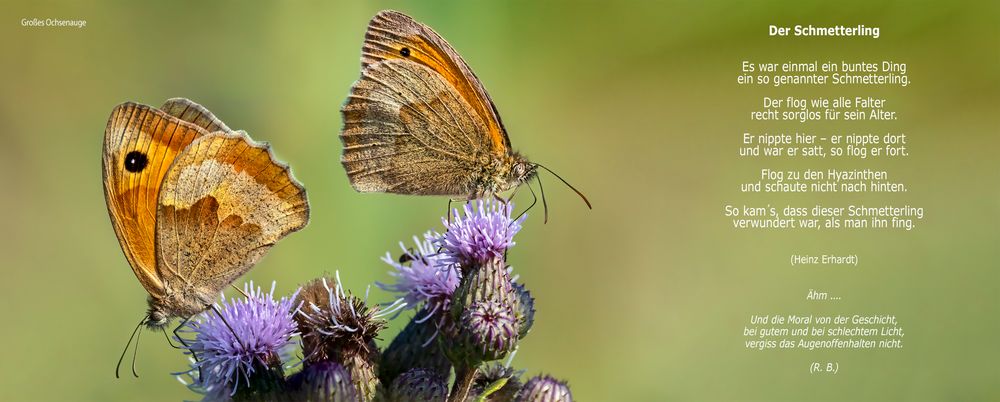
[160,98,234,134]
[154,131,309,298]
[340,59,492,196]
[362,10,511,152]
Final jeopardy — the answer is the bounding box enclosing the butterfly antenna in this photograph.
[130,324,143,378]
[534,163,592,210]
[535,171,549,224]
[116,316,145,378]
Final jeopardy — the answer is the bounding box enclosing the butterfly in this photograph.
[102,98,309,349]
[340,10,590,218]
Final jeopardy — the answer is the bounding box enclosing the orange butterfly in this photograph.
[340,10,590,217]
[102,98,309,375]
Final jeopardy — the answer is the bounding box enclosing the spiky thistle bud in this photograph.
[379,308,452,387]
[512,283,534,339]
[286,361,358,402]
[295,273,401,401]
[442,256,520,372]
[515,376,573,402]
[389,368,449,402]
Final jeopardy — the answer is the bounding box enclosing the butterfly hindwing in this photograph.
[160,98,234,134]
[362,10,511,156]
[341,59,492,196]
[154,131,309,301]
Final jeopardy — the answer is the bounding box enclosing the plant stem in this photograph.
[449,365,479,402]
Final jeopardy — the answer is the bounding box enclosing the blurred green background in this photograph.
[1,1,998,401]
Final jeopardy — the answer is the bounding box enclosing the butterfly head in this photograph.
[508,152,537,188]
[145,300,170,329]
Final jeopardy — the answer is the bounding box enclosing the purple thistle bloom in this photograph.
[462,300,519,358]
[438,199,525,267]
[178,282,300,400]
[377,233,460,321]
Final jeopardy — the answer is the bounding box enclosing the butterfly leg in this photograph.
[445,197,468,224]
[446,199,453,224]
[511,181,538,225]
[210,304,246,349]
[173,316,202,379]
[230,283,249,298]
[162,327,181,349]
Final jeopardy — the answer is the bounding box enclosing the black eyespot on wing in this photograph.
[124,150,148,173]
[400,47,410,57]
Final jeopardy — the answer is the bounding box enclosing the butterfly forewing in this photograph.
[154,132,309,301]
[103,102,209,297]
[342,59,493,196]
[361,10,511,156]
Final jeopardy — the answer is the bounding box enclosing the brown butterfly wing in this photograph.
[362,10,511,156]
[341,59,493,196]
[160,98,234,134]
[103,102,210,297]
[155,131,309,305]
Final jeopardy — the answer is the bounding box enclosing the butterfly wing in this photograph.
[160,98,234,134]
[103,102,210,297]
[361,10,511,156]
[154,131,309,300]
[341,59,493,196]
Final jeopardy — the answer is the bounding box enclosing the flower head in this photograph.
[445,257,520,366]
[287,361,358,402]
[295,273,404,400]
[516,375,573,402]
[462,300,519,360]
[295,273,397,363]
[179,282,300,400]
[438,199,525,267]
[377,233,460,319]
[389,368,449,401]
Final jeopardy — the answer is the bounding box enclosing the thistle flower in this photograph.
[445,257,520,367]
[286,361,358,402]
[515,376,573,402]
[295,273,405,401]
[461,300,518,360]
[378,233,460,321]
[438,200,525,268]
[178,282,300,401]
[389,368,449,402]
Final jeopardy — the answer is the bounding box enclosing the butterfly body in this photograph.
[103,99,309,330]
